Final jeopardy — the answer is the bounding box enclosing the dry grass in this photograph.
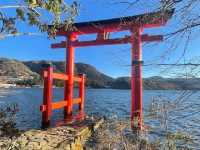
[0,103,19,137]
[84,119,158,150]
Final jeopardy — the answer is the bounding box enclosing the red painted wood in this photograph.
[52,100,68,110]
[55,20,166,36]
[131,27,143,130]
[51,34,163,48]
[73,98,82,104]
[79,74,85,112]
[51,41,65,49]
[41,67,85,127]
[56,24,129,36]
[64,33,77,119]
[142,34,163,42]
[53,73,69,80]
[41,67,53,128]
[72,37,130,47]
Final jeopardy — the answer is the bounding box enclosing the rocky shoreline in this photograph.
[0,117,104,150]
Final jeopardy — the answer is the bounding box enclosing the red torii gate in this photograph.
[40,9,174,129]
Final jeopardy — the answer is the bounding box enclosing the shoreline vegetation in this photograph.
[1,83,200,91]
[2,84,200,91]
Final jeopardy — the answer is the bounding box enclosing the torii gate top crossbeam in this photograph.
[55,9,174,36]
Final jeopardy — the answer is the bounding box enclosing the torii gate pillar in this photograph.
[64,33,77,119]
[131,27,143,129]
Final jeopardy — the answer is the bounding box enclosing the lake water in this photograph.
[0,88,200,148]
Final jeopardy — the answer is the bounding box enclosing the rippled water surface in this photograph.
[0,88,200,147]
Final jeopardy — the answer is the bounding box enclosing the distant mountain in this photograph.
[112,76,200,90]
[112,77,131,89]
[23,60,65,74]
[0,58,36,77]
[0,58,38,84]
[75,63,114,88]
[24,61,114,88]
[1,58,200,89]
[0,58,114,88]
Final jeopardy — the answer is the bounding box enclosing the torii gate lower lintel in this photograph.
[40,9,174,129]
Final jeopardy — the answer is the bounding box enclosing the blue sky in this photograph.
[0,0,200,78]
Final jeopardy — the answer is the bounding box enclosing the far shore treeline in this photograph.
[1,58,200,90]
